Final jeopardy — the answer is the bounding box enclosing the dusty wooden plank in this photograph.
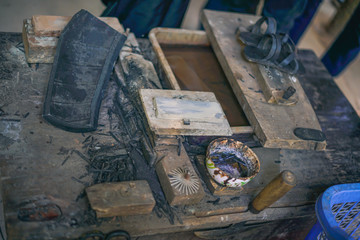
[154,97,224,122]
[95,205,314,237]
[153,136,179,146]
[194,216,316,240]
[193,204,248,218]
[22,16,124,63]
[32,15,71,36]
[3,204,315,239]
[140,89,232,136]
[231,126,254,134]
[257,65,299,105]
[155,145,205,205]
[148,28,210,90]
[201,10,326,150]
[31,15,124,36]
[86,181,155,218]
[22,19,57,63]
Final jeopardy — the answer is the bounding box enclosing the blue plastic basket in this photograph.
[307,183,360,240]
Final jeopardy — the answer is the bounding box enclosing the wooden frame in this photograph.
[148,28,253,135]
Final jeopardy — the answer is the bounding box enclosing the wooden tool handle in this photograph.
[249,170,296,214]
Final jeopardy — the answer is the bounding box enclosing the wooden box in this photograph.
[148,28,253,135]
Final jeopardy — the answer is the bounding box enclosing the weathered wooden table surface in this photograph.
[0,32,359,240]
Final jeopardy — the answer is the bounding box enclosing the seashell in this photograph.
[206,138,260,188]
[169,167,200,195]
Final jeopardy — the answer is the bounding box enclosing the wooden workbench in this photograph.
[0,32,359,239]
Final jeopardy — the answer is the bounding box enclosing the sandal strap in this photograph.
[281,55,299,74]
[250,17,277,35]
[277,35,296,66]
[268,34,284,62]
[272,33,292,63]
[279,33,289,44]
[262,33,299,74]
[257,34,280,61]
[279,51,295,67]
[277,41,299,74]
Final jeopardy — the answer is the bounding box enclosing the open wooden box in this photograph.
[149,28,253,135]
[148,11,326,150]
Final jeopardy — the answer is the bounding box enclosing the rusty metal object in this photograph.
[283,86,296,100]
[18,201,62,221]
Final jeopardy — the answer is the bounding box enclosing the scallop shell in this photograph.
[169,167,200,195]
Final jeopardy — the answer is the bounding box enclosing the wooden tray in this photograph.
[149,28,253,134]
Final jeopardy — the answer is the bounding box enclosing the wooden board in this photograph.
[140,89,232,136]
[155,145,205,205]
[258,65,299,105]
[86,181,155,218]
[22,19,57,63]
[154,97,223,122]
[201,10,326,150]
[31,15,124,37]
[22,16,124,63]
[149,28,210,90]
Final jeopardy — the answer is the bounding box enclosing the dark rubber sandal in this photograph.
[244,33,300,74]
[248,17,277,34]
[274,34,300,74]
[43,9,127,132]
[277,41,299,74]
[237,17,277,46]
[243,34,282,63]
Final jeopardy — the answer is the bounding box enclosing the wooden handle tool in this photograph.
[249,170,296,214]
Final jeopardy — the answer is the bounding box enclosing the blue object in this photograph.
[305,220,327,240]
[321,3,360,76]
[101,0,189,37]
[307,183,360,240]
[289,0,323,44]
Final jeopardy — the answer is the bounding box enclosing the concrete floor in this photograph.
[0,0,105,33]
[0,0,359,239]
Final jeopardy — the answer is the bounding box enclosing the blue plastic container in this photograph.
[306,183,360,240]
